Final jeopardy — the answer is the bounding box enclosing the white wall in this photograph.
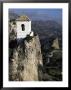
[16,21,31,38]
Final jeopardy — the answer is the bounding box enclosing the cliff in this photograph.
[9,34,43,81]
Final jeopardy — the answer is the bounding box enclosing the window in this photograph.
[21,24,25,31]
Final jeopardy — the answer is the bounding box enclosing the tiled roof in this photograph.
[16,15,30,21]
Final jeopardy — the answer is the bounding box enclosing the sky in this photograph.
[9,9,62,24]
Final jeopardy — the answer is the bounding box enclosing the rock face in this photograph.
[51,38,60,49]
[9,34,43,81]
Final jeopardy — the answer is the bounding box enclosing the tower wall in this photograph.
[16,21,31,39]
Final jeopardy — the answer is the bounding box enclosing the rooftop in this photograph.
[16,15,30,21]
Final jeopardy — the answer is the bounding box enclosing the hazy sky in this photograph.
[9,9,62,24]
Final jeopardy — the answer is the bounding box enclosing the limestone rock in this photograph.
[51,38,60,49]
[9,34,43,81]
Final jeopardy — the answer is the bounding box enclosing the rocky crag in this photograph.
[9,34,43,81]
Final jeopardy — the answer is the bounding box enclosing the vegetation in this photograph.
[25,35,33,42]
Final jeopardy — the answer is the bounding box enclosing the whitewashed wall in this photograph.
[16,21,31,39]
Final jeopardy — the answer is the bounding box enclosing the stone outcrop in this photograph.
[51,38,60,49]
[9,34,43,81]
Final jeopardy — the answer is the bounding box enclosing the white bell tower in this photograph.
[16,16,31,39]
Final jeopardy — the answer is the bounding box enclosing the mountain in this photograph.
[9,13,62,81]
[32,20,62,40]
[32,20,62,49]
[9,12,19,20]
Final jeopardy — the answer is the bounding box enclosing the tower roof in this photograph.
[16,15,30,21]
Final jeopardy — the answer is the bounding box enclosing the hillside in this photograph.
[32,20,62,39]
[32,20,62,48]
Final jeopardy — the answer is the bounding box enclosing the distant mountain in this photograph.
[32,20,62,40]
[9,12,19,20]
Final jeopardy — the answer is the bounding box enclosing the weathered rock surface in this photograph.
[9,34,43,81]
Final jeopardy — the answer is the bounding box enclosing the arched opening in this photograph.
[21,24,25,31]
